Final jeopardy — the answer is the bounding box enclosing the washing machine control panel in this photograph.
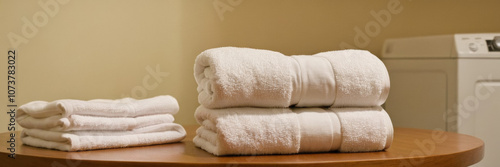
[382,33,500,58]
[455,34,500,57]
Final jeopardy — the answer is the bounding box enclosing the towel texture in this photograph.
[193,106,393,156]
[18,95,179,118]
[21,123,186,151]
[194,47,390,109]
[17,114,175,131]
[17,95,186,151]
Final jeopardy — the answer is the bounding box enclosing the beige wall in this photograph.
[1,0,499,133]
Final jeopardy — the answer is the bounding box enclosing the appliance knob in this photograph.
[494,36,500,49]
[469,42,479,52]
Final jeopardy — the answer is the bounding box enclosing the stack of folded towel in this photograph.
[193,47,393,156]
[17,95,186,151]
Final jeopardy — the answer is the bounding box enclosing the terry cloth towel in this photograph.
[194,47,390,109]
[17,114,175,131]
[193,106,393,156]
[17,95,179,118]
[16,95,179,131]
[21,123,186,151]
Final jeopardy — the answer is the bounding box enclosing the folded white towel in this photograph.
[193,106,393,156]
[17,114,175,131]
[17,95,186,151]
[194,47,390,109]
[21,123,186,151]
[18,95,179,118]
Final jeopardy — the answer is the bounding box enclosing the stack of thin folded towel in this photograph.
[17,95,186,151]
[193,47,393,156]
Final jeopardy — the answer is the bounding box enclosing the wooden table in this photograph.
[0,126,483,167]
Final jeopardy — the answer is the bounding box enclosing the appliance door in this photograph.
[458,59,500,167]
[382,59,457,131]
[473,81,500,167]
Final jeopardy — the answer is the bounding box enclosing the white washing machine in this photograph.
[382,33,500,167]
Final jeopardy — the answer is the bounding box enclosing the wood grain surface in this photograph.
[0,126,484,167]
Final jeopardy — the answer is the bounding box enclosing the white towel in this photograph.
[18,95,179,118]
[17,95,186,151]
[17,114,175,131]
[21,123,186,151]
[194,47,390,109]
[193,106,393,156]
[17,95,178,131]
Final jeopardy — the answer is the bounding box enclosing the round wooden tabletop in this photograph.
[0,126,483,167]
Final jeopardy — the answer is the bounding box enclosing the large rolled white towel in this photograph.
[194,47,390,109]
[193,106,393,156]
[21,123,186,151]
